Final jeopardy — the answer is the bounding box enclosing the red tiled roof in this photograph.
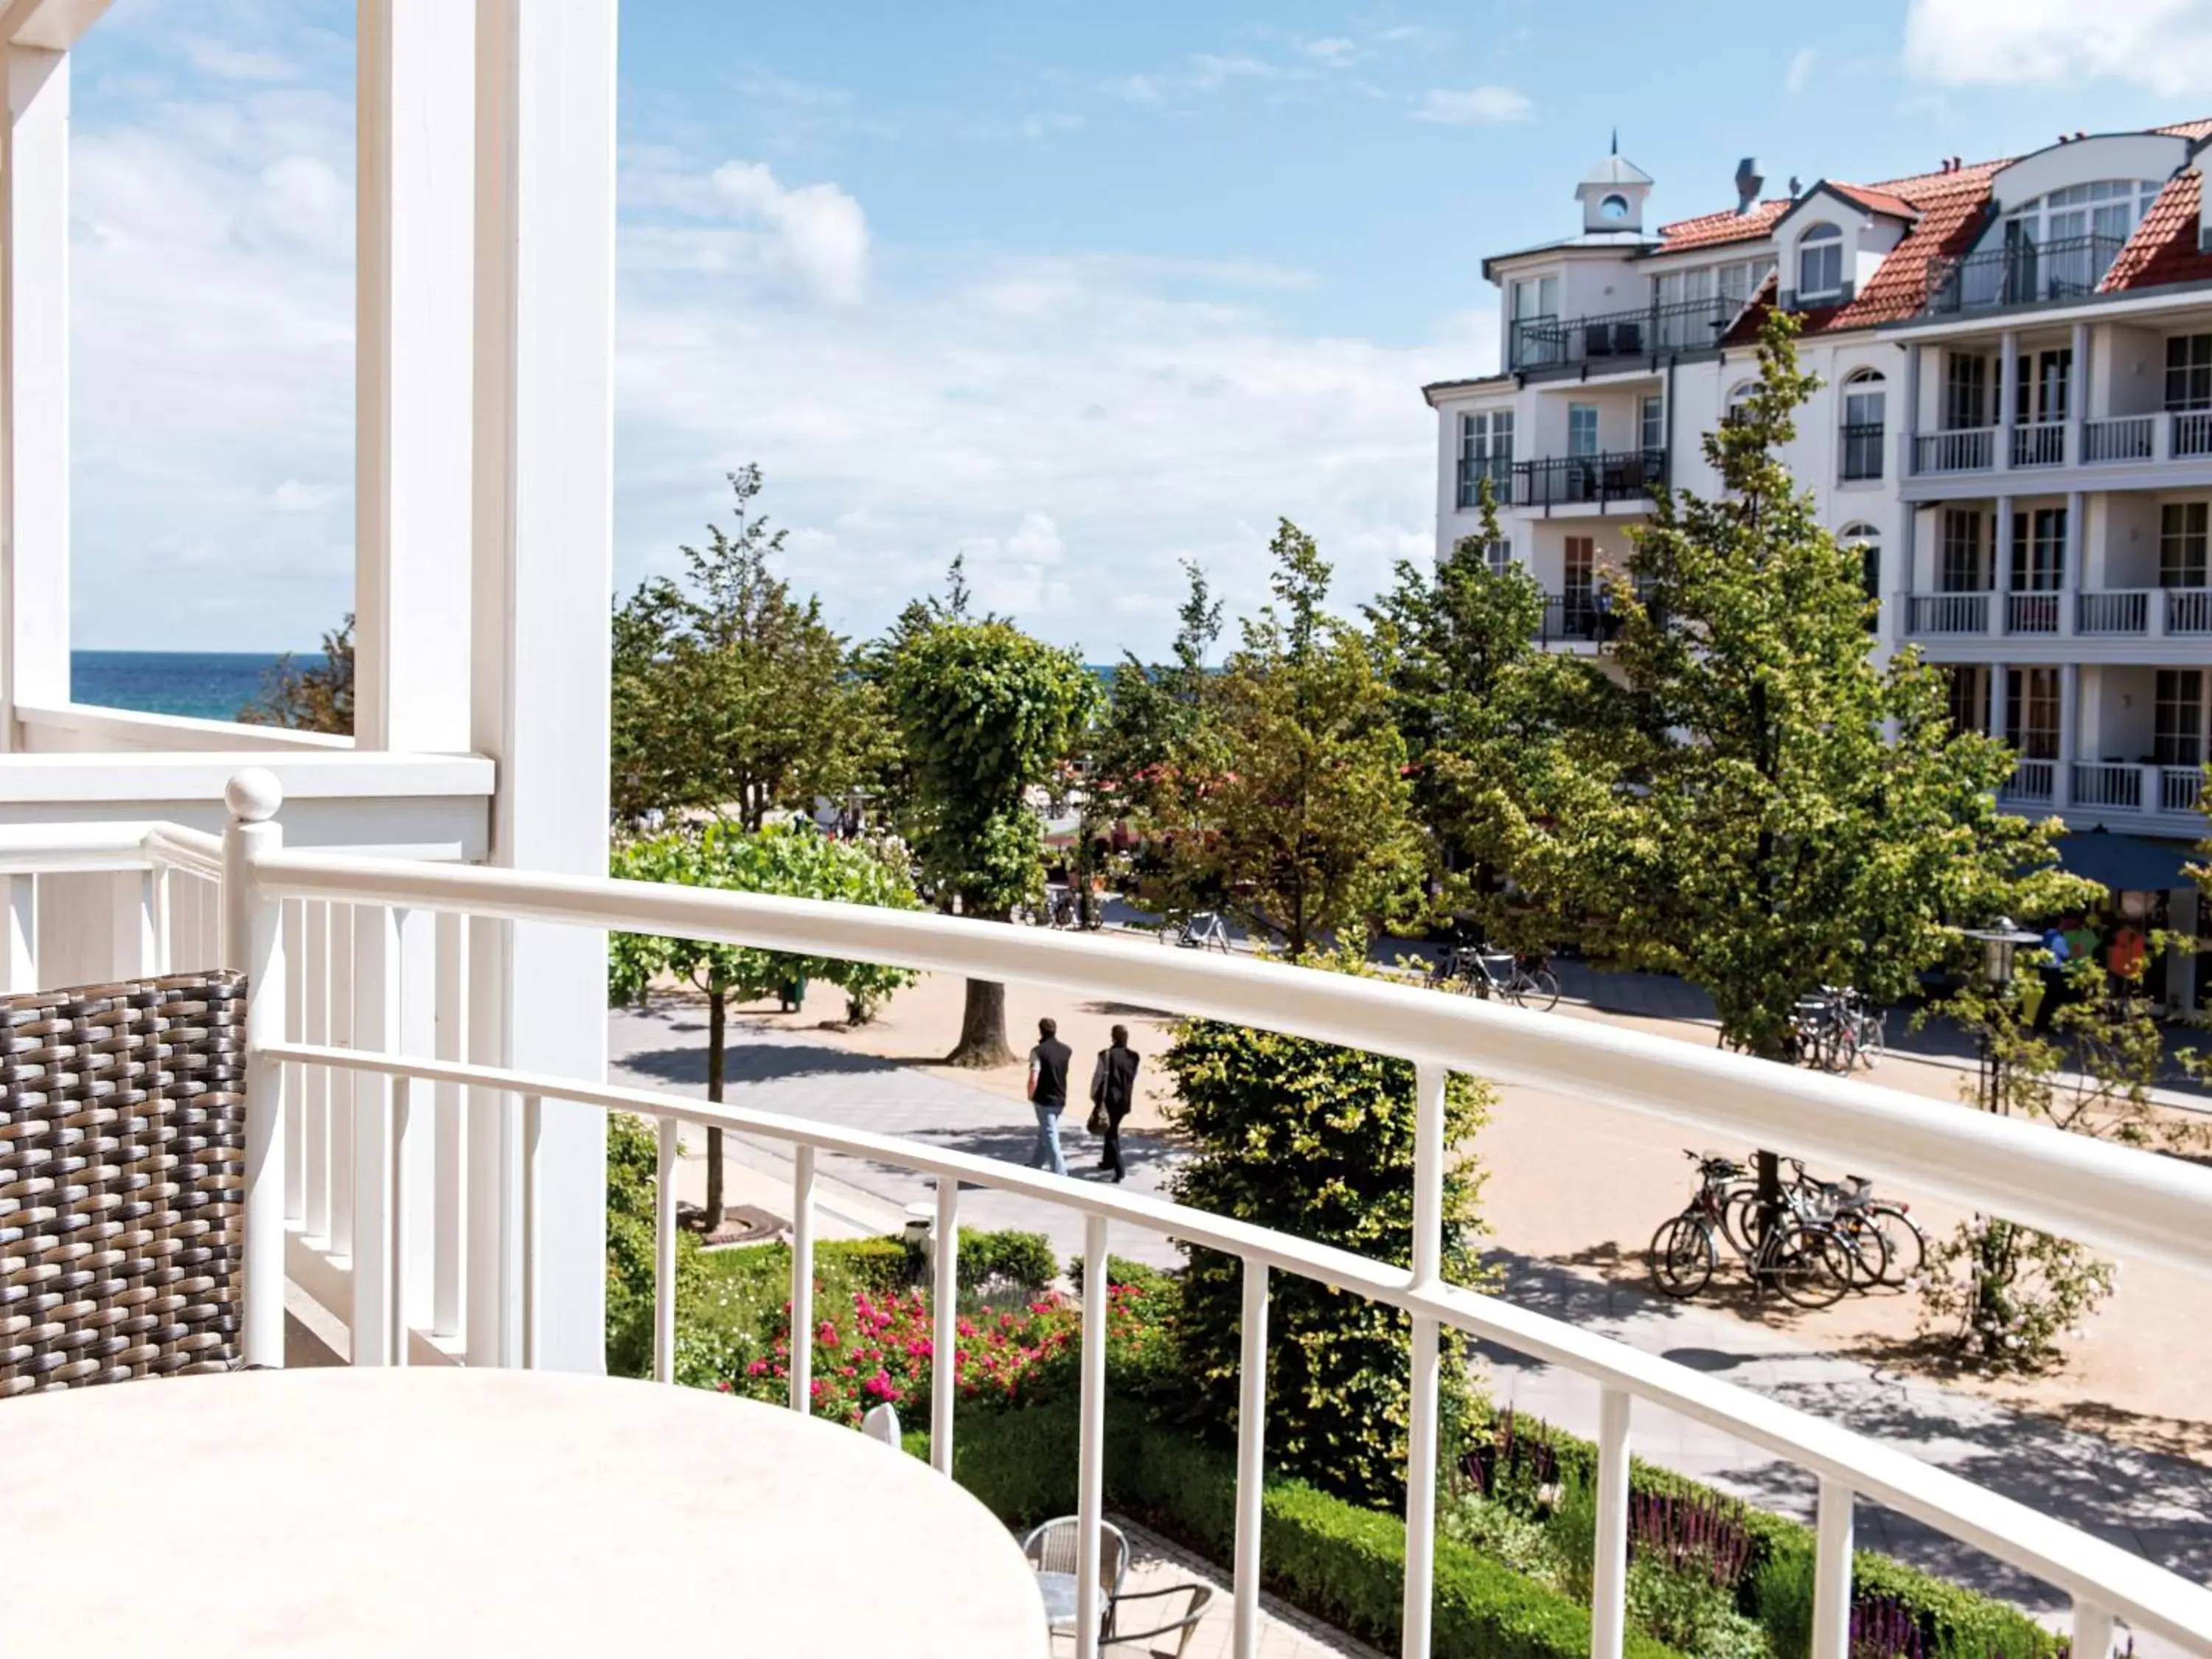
[1655,198,1791,252]
[1818,159,2006,329]
[1828,184,1919,220]
[2104,168,2212,291]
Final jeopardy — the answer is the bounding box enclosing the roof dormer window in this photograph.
[1797,223,1843,301]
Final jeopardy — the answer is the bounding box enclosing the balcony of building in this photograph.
[1921,233,2129,318]
[1506,296,1738,375]
[1509,448,1668,516]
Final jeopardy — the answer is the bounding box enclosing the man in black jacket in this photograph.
[1026,1018,1074,1177]
[1088,1024,1140,1183]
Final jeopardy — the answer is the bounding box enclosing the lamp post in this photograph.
[1958,919,2039,1115]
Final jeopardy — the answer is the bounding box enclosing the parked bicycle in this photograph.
[1425,946,1561,1013]
[1159,911,1231,953]
[1647,1152,1859,1308]
[1781,1158,1924,1287]
[1781,987,1884,1074]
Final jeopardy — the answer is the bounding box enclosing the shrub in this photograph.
[605,1116,706,1378]
[1163,967,1495,1506]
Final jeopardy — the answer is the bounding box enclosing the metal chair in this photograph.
[1020,1516,1129,1642]
[859,1402,901,1448]
[0,974,248,1397]
[1102,1584,1214,1657]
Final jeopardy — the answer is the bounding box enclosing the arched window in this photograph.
[2001,179,2163,297]
[1841,523,1882,626]
[1797,223,1843,300]
[1723,380,1759,428]
[1840,370,1886,481]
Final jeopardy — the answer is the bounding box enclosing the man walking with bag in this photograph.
[1088,1023,1140,1183]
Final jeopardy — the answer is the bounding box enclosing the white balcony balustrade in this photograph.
[2073,762,2146,812]
[1905,593,1991,636]
[2009,422,2066,469]
[12,776,2212,1659]
[2082,415,2156,465]
[2003,591,2060,636]
[2076,590,2152,635]
[1999,759,2056,805]
[1911,429,1995,476]
[2174,409,2212,461]
[2168,589,2212,635]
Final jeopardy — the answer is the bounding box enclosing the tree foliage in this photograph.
[1183,523,1427,958]
[240,612,355,735]
[872,560,1099,1064]
[1565,315,2084,1057]
[611,467,890,826]
[608,819,920,1225]
[1163,945,1492,1506]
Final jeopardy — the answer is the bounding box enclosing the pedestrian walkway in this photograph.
[607,1002,2212,1651]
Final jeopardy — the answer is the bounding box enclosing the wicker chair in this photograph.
[0,973,248,1397]
[1022,1516,1130,1642]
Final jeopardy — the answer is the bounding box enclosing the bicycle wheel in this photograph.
[1719,1186,1764,1258]
[1759,1222,1855,1310]
[1867,1203,1925,1284]
[1831,1210,1891,1289]
[1647,1214,1716,1300]
[1517,970,1560,1013]
[1855,1012,1885,1070]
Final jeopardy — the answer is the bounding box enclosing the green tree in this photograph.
[240,613,355,735]
[1163,945,1492,1506]
[1189,522,1425,958]
[611,467,890,826]
[1567,316,2084,1196]
[874,560,1099,1065]
[608,820,920,1229]
[1365,481,1624,951]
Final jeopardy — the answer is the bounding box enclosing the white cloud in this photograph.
[1785,47,1817,92]
[183,42,298,83]
[709,161,869,305]
[1303,38,1360,67]
[1108,73,1165,104]
[1902,0,2212,94]
[1411,86,1534,125]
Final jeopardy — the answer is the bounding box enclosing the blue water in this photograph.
[72,650,324,724]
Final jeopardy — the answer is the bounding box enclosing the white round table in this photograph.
[1,1367,1050,1658]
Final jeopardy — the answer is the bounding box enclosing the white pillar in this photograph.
[223,771,289,1371]
[1996,331,2019,471]
[1992,498,2014,637]
[355,0,476,754]
[2061,490,2083,637]
[2068,321,2090,464]
[1989,660,2008,745]
[1,44,72,742]
[2057,663,2078,809]
[470,0,617,1375]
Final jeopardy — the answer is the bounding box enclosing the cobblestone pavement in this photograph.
[608,1003,2212,1654]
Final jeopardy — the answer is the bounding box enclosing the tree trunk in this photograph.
[703,987,726,1231]
[946,977,1016,1068]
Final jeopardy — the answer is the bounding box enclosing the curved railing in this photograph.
[201,800,2212,1659]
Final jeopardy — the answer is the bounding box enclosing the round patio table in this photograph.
[1,1366,1049,1658]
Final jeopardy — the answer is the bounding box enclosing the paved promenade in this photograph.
[607,1002,2212,1650]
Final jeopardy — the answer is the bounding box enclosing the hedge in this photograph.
[914,1400,1687,1659]
[1474,1406,2056,1659]
[709,1227,1057,1299]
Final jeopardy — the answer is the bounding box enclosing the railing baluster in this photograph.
[390,1073,414,1367]
[3,873,37,993]
[1591,1388,1631,1659]
[2070,1599,2115,1659]
[1233,1258,1270,1659]
[351,905,397,1366]
[1076,1212,1109,1659]
[522,1091,543,1370]
[303,902,330,1242]
[931,1173,958,1474]
[433,911,466,1338]
[1402,1058,1447,1659]
[222,773,288,1371]
[653,1114,678,1384]
[282,897,305,1225]
[329,903,356,1258]
[788,1145,815,1413]
[1812,1477,1854,1659]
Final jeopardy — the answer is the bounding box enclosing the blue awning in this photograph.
[2050,830,2195,894]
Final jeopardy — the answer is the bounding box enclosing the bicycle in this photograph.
[1647,1152,1859,1308]
[1159,911,1231,953]
[1427,945,1561,1013]
[1784,1158,1924,1287]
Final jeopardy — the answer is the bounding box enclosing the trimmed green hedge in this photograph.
[1475,1408,2057,1659]
[917,1400,1686,1659]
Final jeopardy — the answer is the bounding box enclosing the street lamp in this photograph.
[1958,919,2040,1114]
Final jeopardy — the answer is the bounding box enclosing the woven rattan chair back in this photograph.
[0,973,248,1397]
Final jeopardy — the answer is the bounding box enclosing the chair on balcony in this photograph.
[0,973,248,1397]
[1102,1583,1214,1657]
[860,1402,901,1447]
[1022,1515,1130,1642]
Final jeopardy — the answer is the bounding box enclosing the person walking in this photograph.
[1026,1017,1074,1178]
[1088,1024,1141,1183]
[2031,921,2071,1034]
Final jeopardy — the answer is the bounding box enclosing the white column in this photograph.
[471,0,618,1375]
[1893,505,1918,650]
[1,872,35,991]
[1992,498,2014,637]
[1402,1059,1447,1658]
[223,771,289,1371]
[1,44,72,742]
[1996,331,2019,472]
[2057,664,2078,809]
[2068,321,2090,464]
[1989,660,2008,745]
[2060,490,2083,638]
[355,0,477,754]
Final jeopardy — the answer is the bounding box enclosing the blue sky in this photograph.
[65,0,2212,657]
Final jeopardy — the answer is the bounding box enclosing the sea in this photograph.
[71,650,321,725]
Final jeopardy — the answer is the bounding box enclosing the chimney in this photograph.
[1734,157,1764,215]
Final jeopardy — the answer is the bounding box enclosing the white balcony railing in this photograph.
[2004,591,2060,635]
[2010,422,2066,469]
[2000,758,2055,804]
[2174,409,2212,461]
[2073,762,2146,812]
[2168,588,2212,635]
[2075,590,2151,635]
[2159,765,2205,816]
[1911,428,1995,475]
[1906,592,1991,635]
[14,782,2212,1659]
[2082,415,2155,465]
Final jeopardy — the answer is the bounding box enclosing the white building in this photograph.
[1425,122,2212,860]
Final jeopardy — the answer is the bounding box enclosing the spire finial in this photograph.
[1610,128,1618,156]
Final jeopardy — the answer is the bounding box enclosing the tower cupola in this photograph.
[1575,133,1654,234]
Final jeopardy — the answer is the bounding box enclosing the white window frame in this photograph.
[1567,403,1599,457]
[1796,223,1843,300]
